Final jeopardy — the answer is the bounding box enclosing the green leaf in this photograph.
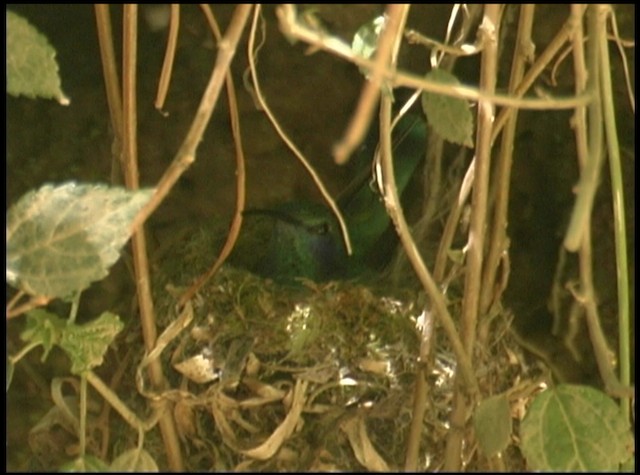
[7,183,154,298]
[20,308,67,361]
[6,10,69,104]
[59,454,111,471]
[520,384,634,471]
[352,14,390,93]
[111,448,159,472]
[474,393,512,457]
[59,312,124,374]
[421,69,474,147]
[352,15,386,62]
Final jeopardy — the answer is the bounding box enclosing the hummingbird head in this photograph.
[238,113,427,284]
[243,201,347,283]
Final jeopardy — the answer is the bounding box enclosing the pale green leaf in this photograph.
[6,10,69,104]
[111,448,159,472]
[20,308,67,361]
[421,69,474,147]
[59,454,111,471]
[520,384,634,471]
[7,182,154,298]
[59,312,124,374]
[474,393,512,457]
[352,14,389,92]
[352,14,386,61]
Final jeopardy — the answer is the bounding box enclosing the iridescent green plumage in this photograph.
[236,113,427,283]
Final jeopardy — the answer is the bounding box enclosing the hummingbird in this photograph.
[233,113,427,283]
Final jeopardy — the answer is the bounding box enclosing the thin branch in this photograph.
[333,4,410,165]
[94,5,123,154]
[444,5,501,471]
[154,4,180,113]
[247,5,353,256]
[379,101,478,393]
[121,5,184,471]
[594,5,632,404]
[563,6,605,251]
[480,4,535,315]
[491,7,586,143]
[276,4,592,111]
[131,5,252,232]
[178,4,248,305]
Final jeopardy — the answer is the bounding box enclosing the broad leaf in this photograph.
[421,69,474,147]
[7,182,153,298]
[60,455,110,471]
[352,14,390,94]
[520,384,634,471]
[111,448,159,472]
[474,393,512,457]
[20,308,67,360]
[352,14,386,62]
[59,312,124,374]
[6,10,69,104]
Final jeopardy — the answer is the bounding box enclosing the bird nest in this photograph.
[141,265,544,471]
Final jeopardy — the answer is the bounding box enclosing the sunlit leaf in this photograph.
[59,312,124,374]
[7,182,154,298]
[520,384,634,471]
[352,14,390,92]
[421,69,474,147]
[352,14,386,61]
[6,10,69,104]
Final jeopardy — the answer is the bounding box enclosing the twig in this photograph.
[131,5,252,232]
[480,4,535,315]
[247,5,353,256]
[276,4,591,111]
[178,4,248,306]
[491,7,586,144]
[6,293,51,319]
[121,5,184,471]
[379,102,478,392]
[154,4,180,113]
[94,5,124,184]
[404,309,433,470]
[605,8,635,113]
[563,6,605,251]
[593,5,632,404]
[444,5,501,471]
[333,4,409,165]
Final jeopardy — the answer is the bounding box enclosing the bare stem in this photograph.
[444,5,501,471]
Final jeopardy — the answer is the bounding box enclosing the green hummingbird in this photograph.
[234,113,427,283]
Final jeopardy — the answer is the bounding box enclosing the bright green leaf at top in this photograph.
[352,14,386,61]
[6,10,69,104]
[59,312,124,374]
[352,14,388,89]
[421,69,474,147]
[7,182,154,298]
[520,384,634,471]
